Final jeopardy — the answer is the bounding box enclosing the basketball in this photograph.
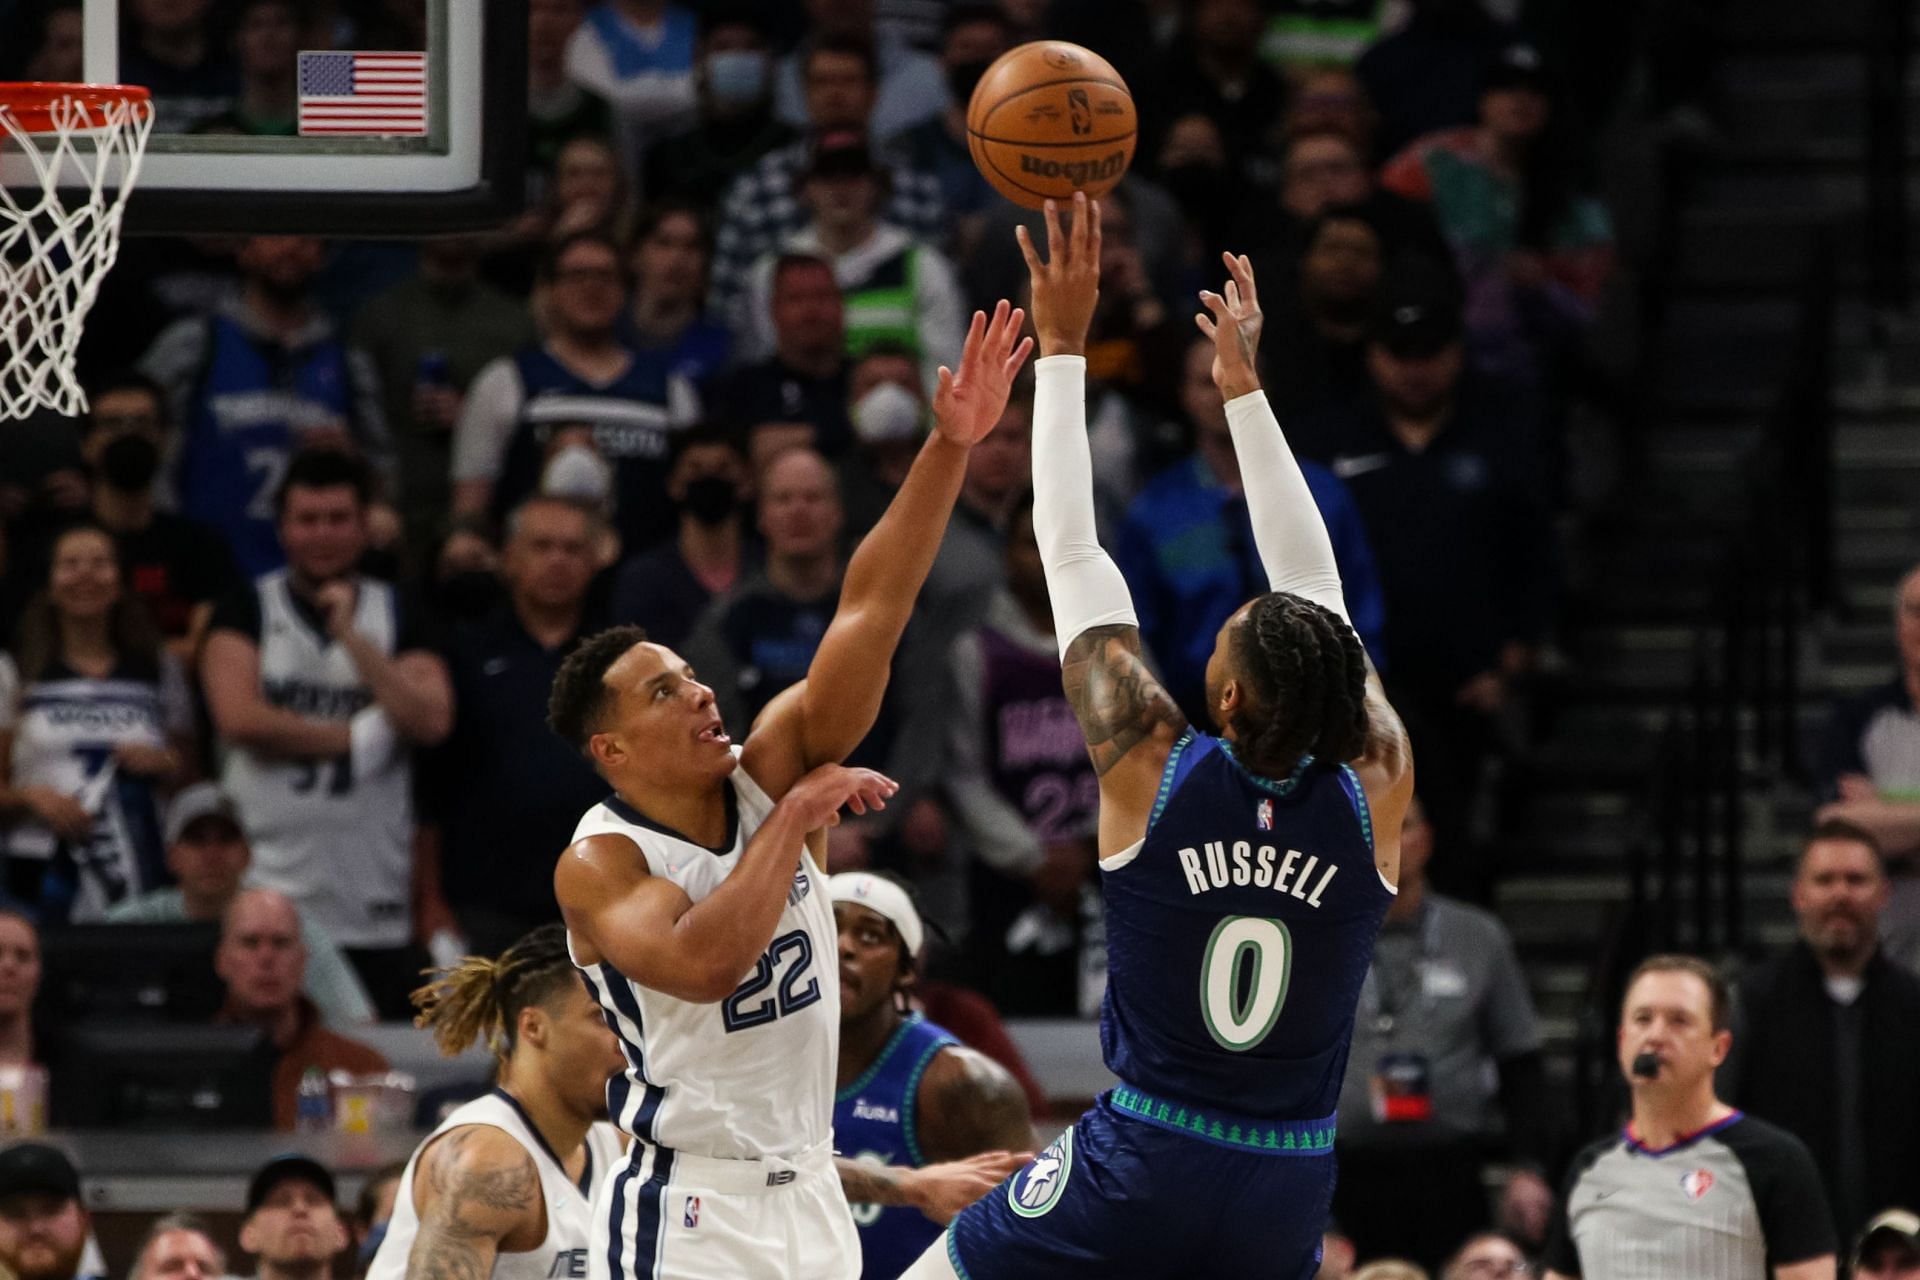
[966,41,1136,210]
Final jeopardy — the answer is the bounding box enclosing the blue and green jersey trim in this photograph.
[898,1032,950,1167]
[1107,1084,1337,1156]
[1218,739,1316,798]
[1147,731,1195,830]
[947,1229,976,1279]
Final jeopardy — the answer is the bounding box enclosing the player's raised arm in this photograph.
[1196,252,1414,871]
[1017,192,1189,857]
[742,302,1032,800]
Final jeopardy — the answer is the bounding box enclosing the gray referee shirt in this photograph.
[1544,1112,1835,1279]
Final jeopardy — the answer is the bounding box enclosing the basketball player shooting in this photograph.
[549,301,1034,1280]
[904,193,1416,1279]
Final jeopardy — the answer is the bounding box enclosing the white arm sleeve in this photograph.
[1030,355,1138,660]
[1223,389,1349,623]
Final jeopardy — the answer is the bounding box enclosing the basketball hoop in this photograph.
[0,82,154,420]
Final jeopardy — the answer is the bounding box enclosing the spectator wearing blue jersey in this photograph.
[564,0,698,179]
[141,235,395,578]
[640,5,793,212]
[452,232,699,556]
[625,202,732,385]
[1118,336,1385,724]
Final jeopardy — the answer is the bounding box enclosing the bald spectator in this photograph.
[213,889,387,1131]
[681,447,845,736]
[1721,821,1920,1245]
[128,1215,224,1280]
[106,784,375,1025]
[0,1143,90,1280]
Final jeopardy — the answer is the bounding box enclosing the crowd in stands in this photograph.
[0,0,1910,1278]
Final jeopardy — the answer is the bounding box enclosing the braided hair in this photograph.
[411,924,581,1062]
[1226,592,1370,778]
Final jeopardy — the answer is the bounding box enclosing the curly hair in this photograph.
[410,924,581,1061]
[547,624,650,752]
[1226,591,1370,778]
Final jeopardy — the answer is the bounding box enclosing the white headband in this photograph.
[829,872,925,957]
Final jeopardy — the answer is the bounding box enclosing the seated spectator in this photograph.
[239,1155,350,1280]
[428,499,608,956]
[1333,799,1554,1271]
[127,1214,224,1280]
[0,524,193,919]
[1117,336,1384,722]
[0,1143,90,1280]
[1855,1210,1920,1280]
[641,5,793,212]
[735,132,965,395]
[106,783,376,1026]
[542,134,633,244]
[681,448,845,735]
[839,344,934,538]
[1356,0,1515,158]
[141,235,393,578]
[1720,821,1920,1246]
[1265,206,1388,423]
[708,37,948,327]
[607,425,756,651]
[564,0,698,168]
[200,452,452,1016]
[75,372,240,663]
[454,232,699,555]
[214,890,388,1131]
[0,907,39,1077]
[120,0,239,133]
[946,499,1103,1016]
[526,0,614,201]
[626,202,733,384]
[1439,1233,1528,1280]
[193,0,298,136]
[883,3,1014,246]
[1156,0,1287,191]
[771,0,946,142]
[704,254,856,468]
[1818,563,1920,861]
[1380,44,1615,389]
[1310,281,1552,890]
[351,238,537,565]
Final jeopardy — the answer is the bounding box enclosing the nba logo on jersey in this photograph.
[1680,1170,1714,1201]
[683,1196,701,1229]
[1256,798,1274,830]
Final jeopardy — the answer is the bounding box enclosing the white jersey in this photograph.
[220,571,414,947]
[569,751,839,1161]
[369,1090,624,1280]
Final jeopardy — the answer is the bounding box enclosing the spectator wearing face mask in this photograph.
[453,232,699,556]
[835,344,931,540]
[641,5,793,211]
[608,425,756,651]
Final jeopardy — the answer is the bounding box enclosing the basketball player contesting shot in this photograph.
[367,925,627,1280]
[549,302,1036,1280]
[905,192,1417,1279]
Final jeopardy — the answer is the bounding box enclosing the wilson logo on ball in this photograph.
[1019,151,1129,184]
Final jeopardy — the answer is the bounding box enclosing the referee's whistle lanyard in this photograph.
[1363,900,1441,1039]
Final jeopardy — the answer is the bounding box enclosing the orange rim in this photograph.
[0,82,153,133]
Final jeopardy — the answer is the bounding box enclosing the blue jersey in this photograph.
[1100,730,1394,1122]
[833,1014,957,1280]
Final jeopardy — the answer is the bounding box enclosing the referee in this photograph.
[1544,955,1837,1280]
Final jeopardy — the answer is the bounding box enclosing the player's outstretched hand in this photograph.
[782,763,898,832]
[906,1150,1034,1225]
[1196,250,1264,401]
[933,298,1034,448]
[1015,191,1102,358]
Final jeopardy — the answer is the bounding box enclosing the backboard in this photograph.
[2,0,526,236]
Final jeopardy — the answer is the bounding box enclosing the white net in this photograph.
[0,86,154,420]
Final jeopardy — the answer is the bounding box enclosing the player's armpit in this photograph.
[407,1125,545,1280]
[915,1046,1038,1163]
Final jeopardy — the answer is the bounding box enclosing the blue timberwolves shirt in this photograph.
[834,1014,958,1280]
[1100,730,1394,1122]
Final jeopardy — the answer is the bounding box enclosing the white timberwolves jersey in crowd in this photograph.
[222,571,413,947]
[570,749,839,1160]
[368,1090,625,1280]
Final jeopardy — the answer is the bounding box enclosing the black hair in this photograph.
[771,251,837,292]
[82,370,169,430]
[1801,817,1888,875]
[273,449,372,516]
[1303,202,1382,250]
[548,624,651,752]
[411,924,583,1061]
[805,32,878,86]
[698,0,767,41]
[942,2,1011,40]
[669,420,748,467]
[1226,592,1370,777]
[538,228,630,285]
[635,199,715,258]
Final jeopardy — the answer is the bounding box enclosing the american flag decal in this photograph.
[298,51,427,136]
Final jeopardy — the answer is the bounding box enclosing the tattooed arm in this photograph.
[404,1125,545,1280]
[1061,624,1189,856]
[835,1150,1030,1227]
